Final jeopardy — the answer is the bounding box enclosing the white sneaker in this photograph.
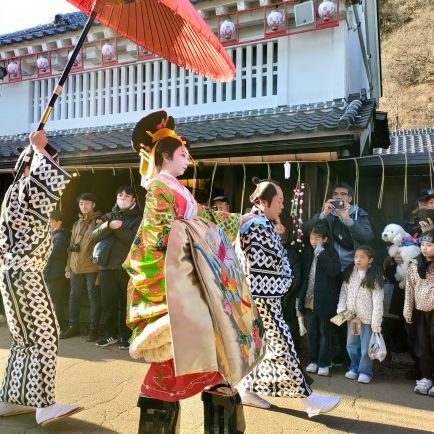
[317,367,330,376]
[239,390,271,409]
[428,386,434,397]
[345,370,358,380]
[358,374,371,384]
[303,392,341,418]
[306,363,318,373]
[0,401,35,417]
[414,378,433,395]
[36,403,83,426]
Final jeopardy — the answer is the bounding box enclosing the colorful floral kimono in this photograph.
[236,208,313,398]
[123,173,264,401]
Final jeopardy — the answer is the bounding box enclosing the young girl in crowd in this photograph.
[404,230,434,396]
[337,245,384,384]
[298,222,340,377]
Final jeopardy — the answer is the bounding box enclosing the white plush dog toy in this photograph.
[381,223,420,288]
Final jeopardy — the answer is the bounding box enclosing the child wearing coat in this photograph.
[299,223,341,377]
[337,245,384,384]
[404,230,434,396]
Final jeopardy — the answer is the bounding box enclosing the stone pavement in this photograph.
[0,326,433,434]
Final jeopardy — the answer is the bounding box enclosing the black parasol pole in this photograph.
[13,5,98,181]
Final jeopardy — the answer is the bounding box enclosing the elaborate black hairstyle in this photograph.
[131,111,189,179]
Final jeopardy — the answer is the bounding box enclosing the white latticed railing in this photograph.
[30,40,279,127]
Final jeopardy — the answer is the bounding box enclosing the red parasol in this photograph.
[68,0,235,82]
[13,0,234,179]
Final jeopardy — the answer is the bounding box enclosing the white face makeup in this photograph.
[161,145,190,178]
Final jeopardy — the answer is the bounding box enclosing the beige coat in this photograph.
[337,268,384,332]
[66,210,102,274]
[404,261,434,322]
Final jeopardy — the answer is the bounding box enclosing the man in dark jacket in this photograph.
[303,182,373,272]
[44,211,70,331]
[92,186,141,350]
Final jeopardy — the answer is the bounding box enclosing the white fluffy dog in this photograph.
[381,223,420,288]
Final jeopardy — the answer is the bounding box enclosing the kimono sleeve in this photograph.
[27,151,71,218]
[239,223,290,298]
[123,181,176,280]
[198,207,241,243]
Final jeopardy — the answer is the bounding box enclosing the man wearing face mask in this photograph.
[91,186,141,350]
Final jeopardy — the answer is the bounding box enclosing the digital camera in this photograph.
[331,200,345,209]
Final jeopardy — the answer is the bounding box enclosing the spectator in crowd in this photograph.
[275,209,302,343]
[92,186,141,350]
[43,210,71,332]
[303,182,374,365]
[403,229,434,397]
[211,195,230,212]
[299,222,341,377]
[60,193,102,342]
[303,182,374,271]
[404,189,434,236]
[337,245,384,384]
[385,188,434,379]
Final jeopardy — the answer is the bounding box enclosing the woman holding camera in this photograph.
[61,192,102,342]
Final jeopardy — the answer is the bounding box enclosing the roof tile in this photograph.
[0,99,376,161]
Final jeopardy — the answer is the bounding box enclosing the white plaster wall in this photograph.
[0,81,31,135]
[286,25,347,105]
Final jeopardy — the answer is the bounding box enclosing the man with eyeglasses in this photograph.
[303,182,373,366]
[304,182,373,272]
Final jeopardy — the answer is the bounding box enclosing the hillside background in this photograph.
[379,0,434,129]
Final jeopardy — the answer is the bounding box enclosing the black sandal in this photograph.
[202,384,246,434]
[137,395,180,434]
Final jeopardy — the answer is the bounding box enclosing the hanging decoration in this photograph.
[68,50,81,67]
[427,148,433,190]
[192,164,197,198]
[284,161,291,179]
[207,162,218,207]
[267,9,285,32]
[290,163,305,253]
[220,20,236,40]
[7,61,19,77]
[101,42,116,61]
[376,155,385,209]
[240,164,247,214]
[36,56,49,73]
[318,0,337,22]
[322,161,331,207]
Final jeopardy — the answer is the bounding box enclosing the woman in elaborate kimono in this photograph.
[236,177,341,417]
[123,112,265,433]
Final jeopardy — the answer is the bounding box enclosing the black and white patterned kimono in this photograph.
[0,149,70,407]
[236,208,312,398]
